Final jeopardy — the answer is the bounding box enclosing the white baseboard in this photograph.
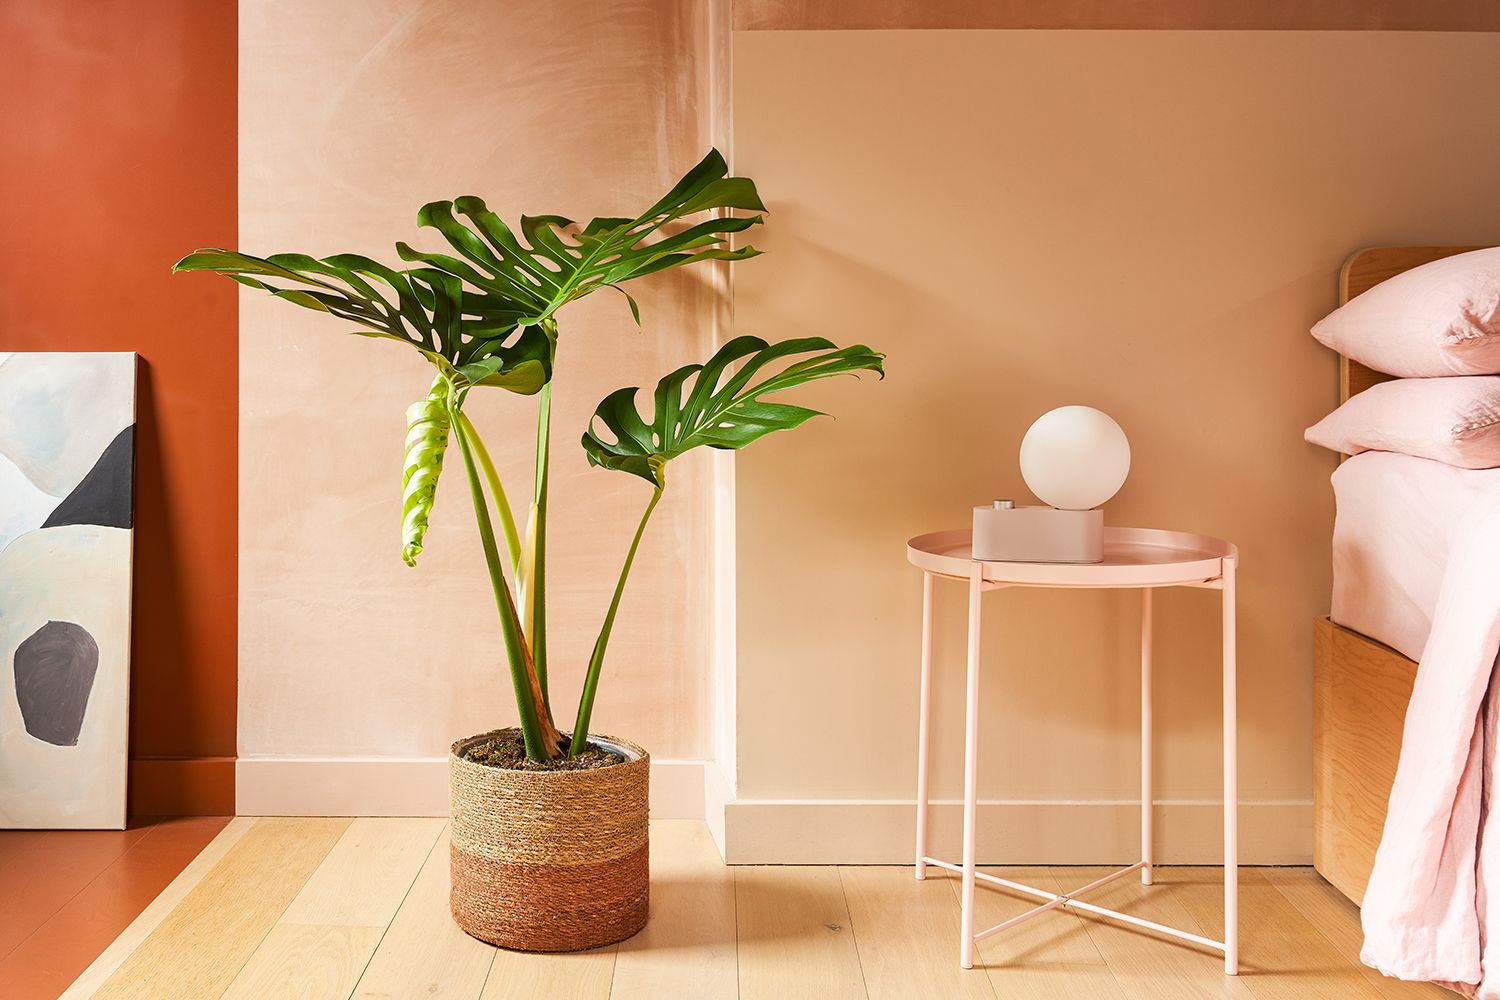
[702,760,734,859]
[718,798,1311,865]
[236,758,1308,865]
[235,756,707,819]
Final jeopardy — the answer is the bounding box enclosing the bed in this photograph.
[1313,244,1493,905]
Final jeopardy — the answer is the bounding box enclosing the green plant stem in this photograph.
[570,483,664,755]
[453,412,550,761]
[456,411,520,573]
[530,380,552,709]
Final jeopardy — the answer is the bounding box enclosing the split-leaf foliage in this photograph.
[175,150,883,761]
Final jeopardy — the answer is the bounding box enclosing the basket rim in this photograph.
[449,728,649,779]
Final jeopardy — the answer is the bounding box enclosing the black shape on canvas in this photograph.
[42,425,135,530]
[14,620,99,747]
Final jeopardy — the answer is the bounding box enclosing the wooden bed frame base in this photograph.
[1312,617,1417,904]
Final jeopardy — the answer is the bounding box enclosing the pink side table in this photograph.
[906,526,1240,974]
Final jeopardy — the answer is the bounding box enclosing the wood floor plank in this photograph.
[481,944,616,1000]
[1058,866,1255,1000]
[60,818,255,1000]
[1261,868,1455,999]
[736,865,866,1000]
[87,817,349,1000]
[1170,867,1384,1000]
[220,925,384,1000]
[219,818,442,1000]
[960,867,1127,1000]
[54,817,1458,1000]
[840,866,995,1000]
[350,825,495,999]
[281,817,444,927]
[609,820,737,1000]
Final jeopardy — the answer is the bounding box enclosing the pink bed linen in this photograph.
[1311,246,1500,377]
[1332,453,1500,661]
[1308,376,1500,471]
[1361,487,1500,995]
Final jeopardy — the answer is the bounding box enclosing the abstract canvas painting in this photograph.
[0,352,135,829]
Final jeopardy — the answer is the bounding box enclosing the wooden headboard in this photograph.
[1336,245,1491,401]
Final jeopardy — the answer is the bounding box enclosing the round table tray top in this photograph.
[907,527,1235,587]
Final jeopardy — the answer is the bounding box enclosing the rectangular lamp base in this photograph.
[971,505,1104,563]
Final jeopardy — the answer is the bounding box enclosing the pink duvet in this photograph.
[1360,473,1500,994]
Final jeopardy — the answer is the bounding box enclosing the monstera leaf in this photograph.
[397,149,765,335]
[171,251,552,392]
[582,336,885,487]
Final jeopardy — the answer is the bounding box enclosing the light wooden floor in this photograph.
[59,818,1452,1000]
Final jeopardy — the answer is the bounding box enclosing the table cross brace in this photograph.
[921,857,1227,953]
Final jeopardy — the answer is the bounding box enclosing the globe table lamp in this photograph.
[972,406,1131,563]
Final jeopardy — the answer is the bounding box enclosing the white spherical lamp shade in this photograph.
[1019,406,1131,510]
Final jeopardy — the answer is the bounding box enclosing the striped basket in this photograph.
[448,729,650,952]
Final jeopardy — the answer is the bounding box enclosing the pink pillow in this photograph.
[1311,247,1500,376]
[1305,376,1500,469]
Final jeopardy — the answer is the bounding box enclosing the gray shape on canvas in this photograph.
[13,620,100,747]
[42,426,134,530]
[0,354,135,497]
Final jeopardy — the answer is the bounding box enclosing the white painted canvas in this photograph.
[0,352,136,829]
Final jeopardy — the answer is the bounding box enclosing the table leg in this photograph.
[915,571,935,880]
[1141,587,1153,886]
[1222,557,1239,976]
[960,563,984,970]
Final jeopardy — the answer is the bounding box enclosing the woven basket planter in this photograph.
[449,729,650,952]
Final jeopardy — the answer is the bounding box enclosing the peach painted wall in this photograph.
[729,29,1500,861]
[734,0,1500,31]
[237,1,728,782]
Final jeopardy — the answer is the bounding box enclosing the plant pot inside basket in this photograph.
[449,728,650,952]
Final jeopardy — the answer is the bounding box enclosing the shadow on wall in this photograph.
[128,358,234,817]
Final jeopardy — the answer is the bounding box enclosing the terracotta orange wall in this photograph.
[0,1,237,815]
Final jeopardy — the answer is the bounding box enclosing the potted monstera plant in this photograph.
[175,151,882,952]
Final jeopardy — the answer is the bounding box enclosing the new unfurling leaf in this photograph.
[402,377,452,567]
